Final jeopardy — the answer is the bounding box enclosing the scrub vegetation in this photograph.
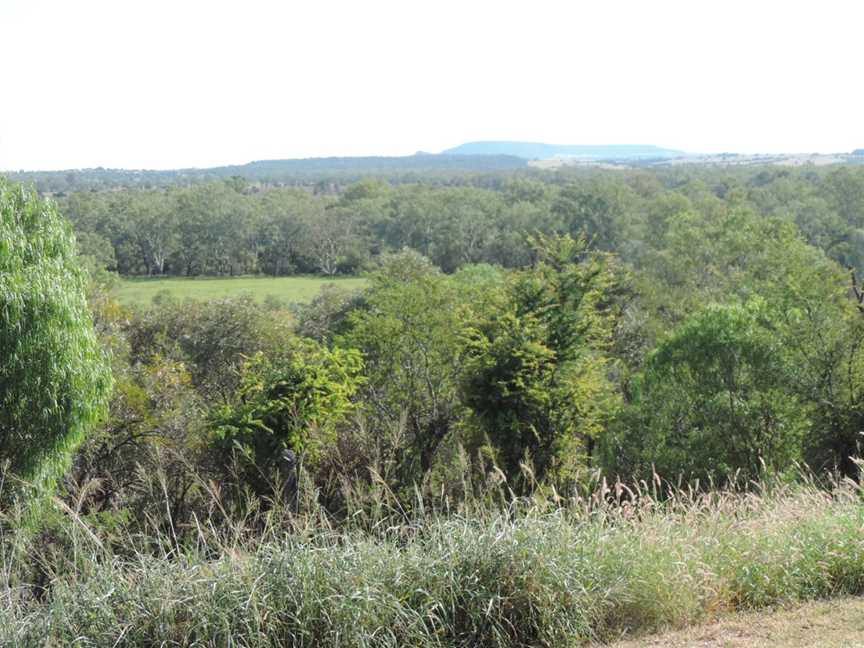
[6,163,864,644]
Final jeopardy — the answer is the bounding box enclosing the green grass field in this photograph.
[115,275,367,306]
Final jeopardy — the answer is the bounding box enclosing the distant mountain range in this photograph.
[441,141,685,160]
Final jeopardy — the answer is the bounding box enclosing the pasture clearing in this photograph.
[115,275,366,305]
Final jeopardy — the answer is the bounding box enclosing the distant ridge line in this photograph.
[1,153,529,190]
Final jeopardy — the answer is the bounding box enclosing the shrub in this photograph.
[460,234,620,487]
[209,340,363,497]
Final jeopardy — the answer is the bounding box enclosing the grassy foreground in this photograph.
[3,481,864,646]
[115,275,367,305]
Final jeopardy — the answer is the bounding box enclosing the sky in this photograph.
[1,0,863,171]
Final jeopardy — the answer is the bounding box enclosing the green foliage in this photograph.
[460,234,620,486]
[625,199,864,478]
[294,284,365,342]
[209,341,363,489]
[12,163,864,642]
[6,153,528,192]
[612,300,811,482]
[552,178,635,251]
[0,179,111,497]
[337,251,494,485]
[75,231,121,299]
[124,295,294,398]
[49,165,864,286]
[634,207,810,329]
[69,354,203,524]
[799,309,864,475]
[15,163,864,519]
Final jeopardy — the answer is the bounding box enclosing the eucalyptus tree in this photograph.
[338,250,473,484]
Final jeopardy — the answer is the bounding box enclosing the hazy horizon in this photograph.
[2,0,863,172]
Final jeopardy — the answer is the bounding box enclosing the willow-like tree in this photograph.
[0,179,111,498]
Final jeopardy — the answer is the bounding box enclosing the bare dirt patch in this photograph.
[599,596,864,647]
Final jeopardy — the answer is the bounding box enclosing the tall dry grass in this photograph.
[2,469,864,646]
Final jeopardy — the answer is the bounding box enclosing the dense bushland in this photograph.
[6,165,864,643]
[60,202,864,524]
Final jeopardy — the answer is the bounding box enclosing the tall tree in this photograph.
[460,234,620,488]
[608,300,811,484]
[0,179,111,498]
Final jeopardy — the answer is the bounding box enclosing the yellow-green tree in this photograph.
[460,235,620,488]
[209,340,363,497]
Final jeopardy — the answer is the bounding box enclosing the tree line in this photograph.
[62,166,864,282]
[5,154,527,193]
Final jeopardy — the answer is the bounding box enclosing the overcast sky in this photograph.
[1,0,862,171]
